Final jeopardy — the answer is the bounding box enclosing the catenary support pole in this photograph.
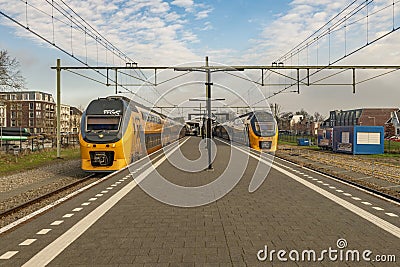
[56,59,61,158]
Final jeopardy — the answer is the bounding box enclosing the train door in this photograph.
[134,117,142,159]
[244,124,250,146]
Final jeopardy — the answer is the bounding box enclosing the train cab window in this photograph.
[252,113,276,136]
[86,116,121,131]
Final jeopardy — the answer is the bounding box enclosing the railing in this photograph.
[278,133,317,146]
[0,133,79,154]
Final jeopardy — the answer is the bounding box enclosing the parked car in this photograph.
[386,136,400,142]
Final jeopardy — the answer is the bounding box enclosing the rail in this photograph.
[0,173,98,218]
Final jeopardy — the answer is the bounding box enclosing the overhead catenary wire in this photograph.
[4,0,177,110]
[227,0,370,107]
[249,0,400,105]
[52,0,170,105]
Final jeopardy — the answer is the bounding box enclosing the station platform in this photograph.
[0,137,399,266]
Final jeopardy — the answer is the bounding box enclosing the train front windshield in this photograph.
[86,116,121,131]
[252,113,276,136]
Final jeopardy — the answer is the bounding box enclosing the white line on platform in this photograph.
[362,202,372,205]
[72,208,83,212]
[385,213,399,217]
[336,190,344,192]
[19,239,36,246]
[329,186,336,189]
[0,137,188,236]
[95,194,103,197]
[63,214,74,218]
[372,207,384,211]
[352,197,362,201]
[81,203,90,206]
[106,187,113,190]
[227,142,400,239]
[21,138,189,267]
[343,193,352,196]
[50,221,63,226]
[88,198,97,201]
[101,191,108,193]
[381,184,400,189]
[0,251,18,260]
[36,229,51,235]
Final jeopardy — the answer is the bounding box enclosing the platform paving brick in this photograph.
[0,137,399,266]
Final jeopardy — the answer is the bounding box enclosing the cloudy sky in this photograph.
[0,0,399,118]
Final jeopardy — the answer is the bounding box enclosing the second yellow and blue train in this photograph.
[213,110,278,152]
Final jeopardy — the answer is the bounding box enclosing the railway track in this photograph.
[276,146,400,201]
[0,174,100,219]
[274,154,400,204]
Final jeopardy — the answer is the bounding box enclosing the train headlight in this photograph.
[260,141,272,149]
[112,144,116,148]
[99,134,104,138]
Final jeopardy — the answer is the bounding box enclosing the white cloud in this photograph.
[195,9,212,20]
[0,0,203,66]
[171,0,194,9]
[201,21,213,31]
[1,0,399,114]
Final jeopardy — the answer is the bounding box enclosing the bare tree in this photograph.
[270,103,282,123]
[0,50,25,91]
[295,108,311,120]
[313,112,325,122]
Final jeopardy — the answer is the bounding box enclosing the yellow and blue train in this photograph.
[213,111,278,152]
[79,96,183,172]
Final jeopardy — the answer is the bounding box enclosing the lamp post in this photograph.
[193,108,217,139]
[189,96,224,169]
[179,57,241,169]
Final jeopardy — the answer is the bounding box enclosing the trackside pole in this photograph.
[56,59,61,158]
[205,56,213,170]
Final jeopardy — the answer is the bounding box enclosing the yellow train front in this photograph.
[214,111,278,152]
[79,97,138,172]
[246,111,278,152]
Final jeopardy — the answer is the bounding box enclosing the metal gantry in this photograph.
[52,58,400,161]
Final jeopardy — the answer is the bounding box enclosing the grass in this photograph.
[385,140,400,153]
[0,147,81,176]
[362,153,400,159]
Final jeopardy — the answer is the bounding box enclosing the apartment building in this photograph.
[0,101,6,127]
[0,91,56,134]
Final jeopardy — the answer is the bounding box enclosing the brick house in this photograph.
[328,108,397,127]
[385,110,400,137]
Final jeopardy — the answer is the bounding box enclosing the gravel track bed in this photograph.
[276,145,400,200]
[0,177,99,230]
[0,159,85,193]
[0,159,98,229]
